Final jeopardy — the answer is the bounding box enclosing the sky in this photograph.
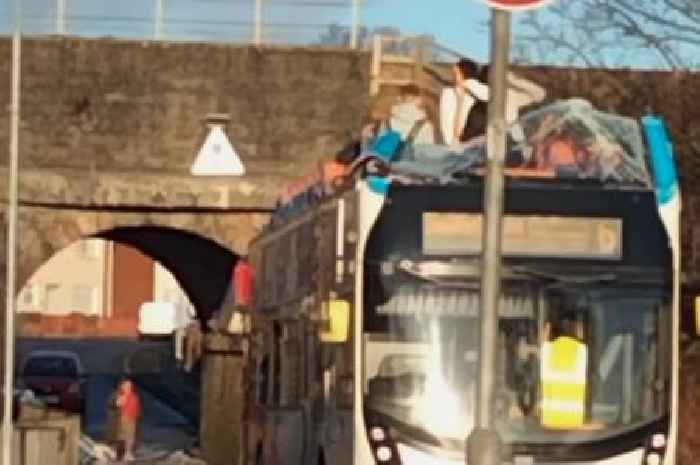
[0,0,494,59]
[362,0,492,61]
[0,0,694,69]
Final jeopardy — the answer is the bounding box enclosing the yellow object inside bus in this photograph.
[541,336,588,429]
[320,299,350,343]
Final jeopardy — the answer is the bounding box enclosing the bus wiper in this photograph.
[367,406,442,448]
[507,265,618,285]
[396,260,481,289]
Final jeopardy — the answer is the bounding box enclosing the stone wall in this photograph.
[0,35,371,311]
[10,206,268,288]
[0,36,371,209]
[200,335,246,465]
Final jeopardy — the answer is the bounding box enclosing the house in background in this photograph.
[18,239,193,338]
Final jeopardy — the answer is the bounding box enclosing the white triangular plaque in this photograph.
[191,125,245,176]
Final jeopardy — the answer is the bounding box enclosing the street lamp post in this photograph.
[254,0,263,46]
[56,0,66,34]
[155,0,165,40]
[3,1,21,464]
[350,0,361,49]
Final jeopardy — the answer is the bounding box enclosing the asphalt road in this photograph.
[17,337,200,452]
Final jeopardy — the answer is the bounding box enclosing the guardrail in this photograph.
[370,34,466,97]
[8,0,362,48]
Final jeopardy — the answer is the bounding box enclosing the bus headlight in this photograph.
[365,420,400,465]
[376,445,393,462]
[370,426,387,442]
[650,433,666,449]
[646,452,661,465]
[644,430,666,465]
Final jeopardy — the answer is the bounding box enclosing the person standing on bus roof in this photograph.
[439,58,489,146]
[540,313,588,429]
[440,60,546,147]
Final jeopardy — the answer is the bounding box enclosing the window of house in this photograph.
[21,284,43,309]
[72,285,99,315]
[78,239,103,260]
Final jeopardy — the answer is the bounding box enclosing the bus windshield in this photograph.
[363,276,669,448]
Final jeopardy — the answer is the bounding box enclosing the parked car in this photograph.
[18,350,85,413]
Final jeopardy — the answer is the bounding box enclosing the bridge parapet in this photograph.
[0,36,371,210]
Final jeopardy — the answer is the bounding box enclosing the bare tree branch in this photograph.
[614,0,700,37]
[514,0,700,69]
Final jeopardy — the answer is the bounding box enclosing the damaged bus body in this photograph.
[243,100,680,465]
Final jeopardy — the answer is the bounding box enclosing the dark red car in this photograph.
[19,350,85,413]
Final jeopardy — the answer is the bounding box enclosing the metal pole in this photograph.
[3,2,21,464]
[254,0,262,45]
[350,0,360,49]
[155,0,164,40]
[56,0,65,34]
[467,8,510,465]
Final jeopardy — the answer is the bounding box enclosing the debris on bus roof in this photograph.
[270,99,653,227]
[390,98,651,186]
[516,98,650,184]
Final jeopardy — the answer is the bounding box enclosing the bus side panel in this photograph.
[247,192,361,465]
[266,409,305,465]
[321,410,353,465]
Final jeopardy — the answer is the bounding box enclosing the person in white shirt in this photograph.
[390,84,437,145]
[440,58,489,146]
[440,59,547,146]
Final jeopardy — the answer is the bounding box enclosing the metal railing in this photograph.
[370,34,466,97]
[5,0,364,48]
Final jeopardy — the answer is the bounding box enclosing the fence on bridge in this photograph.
[5,0,363,48]
[370,34,466,97]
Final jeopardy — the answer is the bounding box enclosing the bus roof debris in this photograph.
[271,99,653,228]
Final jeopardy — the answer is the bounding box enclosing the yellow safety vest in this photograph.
[540,336,588,429]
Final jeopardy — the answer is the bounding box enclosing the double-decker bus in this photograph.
[243,101,679,465]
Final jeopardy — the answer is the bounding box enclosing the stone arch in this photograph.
[96,226,237,320]
[7,205,268,319]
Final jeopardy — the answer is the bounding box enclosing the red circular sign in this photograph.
[482,0,553,10]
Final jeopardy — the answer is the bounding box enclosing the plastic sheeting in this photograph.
[269,100,654,227]
[513,98,650,184]
[391,99,652,186]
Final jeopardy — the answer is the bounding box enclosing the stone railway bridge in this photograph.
[3,36,700,464]
[0,36,370,320]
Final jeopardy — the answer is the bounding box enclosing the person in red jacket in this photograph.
[116,378,141,461]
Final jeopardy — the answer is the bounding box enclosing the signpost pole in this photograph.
[155,0,165,40]
[254,0,263,46]
[56,0,65,34]
[467,6,511,465]
[350,0,361,49]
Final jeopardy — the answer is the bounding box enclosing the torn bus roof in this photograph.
[270,99,655,227]
[389,98,651,186]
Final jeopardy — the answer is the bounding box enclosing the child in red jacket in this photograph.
[116,378,141,461]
